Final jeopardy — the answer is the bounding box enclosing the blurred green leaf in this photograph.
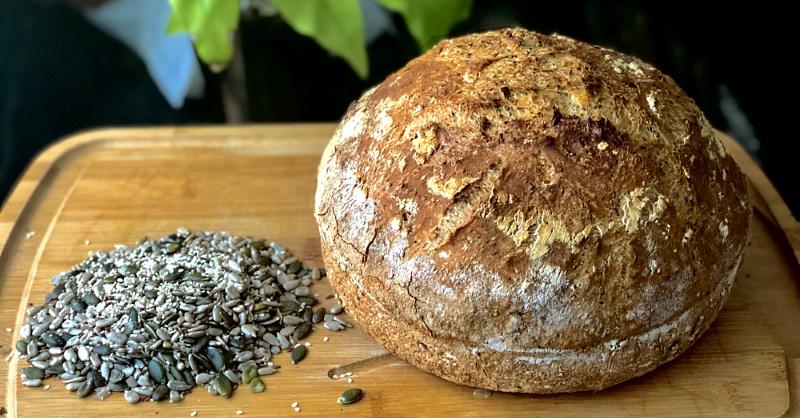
[379,0,472,52]
[166,0,239,66]
[271,0,368,79]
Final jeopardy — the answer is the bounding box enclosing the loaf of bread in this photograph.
[314,28,750,393]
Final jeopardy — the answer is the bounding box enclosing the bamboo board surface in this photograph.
[0,125,794,417]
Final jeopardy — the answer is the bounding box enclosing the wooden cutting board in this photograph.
[0,125,795,417]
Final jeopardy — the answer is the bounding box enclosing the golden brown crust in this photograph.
[315,28,750,393]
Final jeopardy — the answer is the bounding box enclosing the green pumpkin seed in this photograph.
[164,242,180,254]
[293,323,312,340]
[151,384,169,401]
[291,345,307,364]
[15,340,28,355]
[215,374,233,398]
[22,367,44,380]
[250,377,265,393]
[338,388,364,405]
[41,332,65,347]
[242,364,258,384]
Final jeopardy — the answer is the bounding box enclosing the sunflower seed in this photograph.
[77,380,94,398]
[95,386,112,400]
[329,304,344,315]
[283,315,304,326]
[31,360,49,369]
[65,381,83,391]
[123,390,140,403]
[168,380,192,391]
[26,343,39,358]
[257,367,278,376]
[223,369,240,384]
[262,333,280,346]
[240,324,258,337]
[194,373,212,385]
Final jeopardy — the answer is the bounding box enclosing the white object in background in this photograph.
[361,0,395,44]
[83,0,204,109]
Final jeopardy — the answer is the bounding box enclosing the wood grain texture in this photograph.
[0,125,792,417]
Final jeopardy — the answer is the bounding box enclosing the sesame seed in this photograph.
[347,378,353,383]
[236,411,243,415]
[323,337,329,342]
[291,402,298,408]
[190,411,197,417]
[25,231,35,239]
[294,407,301,413]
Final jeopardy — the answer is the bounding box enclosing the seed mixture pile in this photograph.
[14,228,358,403]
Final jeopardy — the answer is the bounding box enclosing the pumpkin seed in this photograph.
[338,388,364,405]
[215,374,232,398]
[15,340,28,356]
[250,377,265,393]
[22,367,44,380]
[291,345,307,364]
[242,364,257,384]
[164,242,180,254]
[293,323,312,340]
[151,384,169,401]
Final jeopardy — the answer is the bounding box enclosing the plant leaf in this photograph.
[379,0,472,52]
[166,0,240,65]
[270,0,368,78]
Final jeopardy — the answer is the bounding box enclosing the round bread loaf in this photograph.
[314,28,750,393]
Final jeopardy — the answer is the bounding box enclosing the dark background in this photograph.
[1,1,796,214]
